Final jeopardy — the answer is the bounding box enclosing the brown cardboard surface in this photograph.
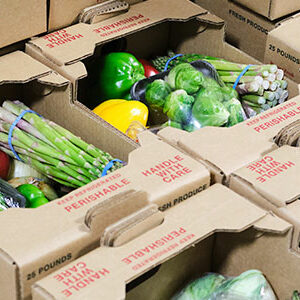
[0,0,46,49]
[234,0,300,20]
[230,145,300,249]
[0,51,210,299]
[265,15,300,83]
[31,184,297,300]
[158,95,300,184]
[48,0,144,31]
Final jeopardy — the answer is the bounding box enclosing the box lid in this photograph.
[32,184,291,300]
[232,146,300,207]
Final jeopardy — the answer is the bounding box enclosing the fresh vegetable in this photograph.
[0,177,26,209]
[292,291,300,300]
[152,51,288,116]
[167,63,204,94]
[17,184,48,208]
[93,99,148,134]
[94,52,145,101]
[8,177,58,200]
[191,88,230,128]
[138,59,159,77]
[145,79,172,109]
[0,101,122,187]
[173,270,276,300]
[164,90,194,124]
[7,159,47,181]
[0,149,10,179]
[224,98,245,127]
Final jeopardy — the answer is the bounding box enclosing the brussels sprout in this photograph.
[224,98,245,127]
[173,274,225,300]
[145,79,172,108]
[221,86,239,102]
[202,77,221,89]
[167,63,204,94]
[163,90,194,124]
[192,88,230,128]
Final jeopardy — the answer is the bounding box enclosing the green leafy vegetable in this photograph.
[174,274,225,300]
[224,98,245,127]
[145,79,172,108]
[167,63,204,94]
[221,86,239,102]
[163,90,194,124]
[292,291,300,300]
[192,88,229,128]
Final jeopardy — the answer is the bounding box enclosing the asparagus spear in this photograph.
[242,95,266,105]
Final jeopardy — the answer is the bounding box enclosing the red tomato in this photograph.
[0,150,10,180]
[138,59,159,78]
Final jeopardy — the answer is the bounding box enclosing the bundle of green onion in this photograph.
[0,101,122,188]
[152,51,288,117]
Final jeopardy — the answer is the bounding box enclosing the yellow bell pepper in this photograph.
[93,99,148,134]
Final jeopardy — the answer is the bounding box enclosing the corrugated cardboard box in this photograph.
[48,0,144,32]
[194,0,300,64]
[158,95,300,184]
[0,51,210,300]
[230,145,300,249]
[25,0,300,142]
[234,0,300,20]
[265,15,300,84]
[0,0,46,49]
[31,184,299,300]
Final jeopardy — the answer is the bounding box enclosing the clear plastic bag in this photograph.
[173,270,277,300]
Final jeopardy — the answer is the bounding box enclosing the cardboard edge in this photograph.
[32,285,54,300]
[253,213,292,234]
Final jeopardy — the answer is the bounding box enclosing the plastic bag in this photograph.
[173,270,277,300]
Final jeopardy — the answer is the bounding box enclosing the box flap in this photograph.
[0,51,51,84]
[32,184,268,299]
[196,12,224,25]
[233,146,300,207]
[28,0,207,66]
[253,213,291,233]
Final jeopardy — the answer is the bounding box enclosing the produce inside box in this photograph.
[31,184,300,300]
[26,0,297,143]
[0,52,123,211]
[87,51,289,136]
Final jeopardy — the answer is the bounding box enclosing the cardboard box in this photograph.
[234,0,300,20]
[194,0,300,64]
[0,0,46,49]
[230,145,300,249]
[48,0,144,32]
[158,95,300,184]
[31,184,300,300]
[0,51,210,300]
[265,15,300,84]
[25,0,300,142]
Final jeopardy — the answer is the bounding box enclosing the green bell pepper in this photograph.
[96,52,145,101]
[17,184,49,208]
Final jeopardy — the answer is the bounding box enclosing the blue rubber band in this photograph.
[101,159,124,177]
[233,64,254,90]
[8,109,42,162]
[164,54,183,71]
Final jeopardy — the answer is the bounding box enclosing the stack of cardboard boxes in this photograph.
[1,0,300,299]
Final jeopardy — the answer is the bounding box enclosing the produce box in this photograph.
[25,0,300,143]
[233,0,300,20]
[48,0,144,32]
[31,184,300,300]
[194,0,300,64]
[230,145,300,249]
[0,0,46,49]
[158,95,300,184]
[0,51,210,300]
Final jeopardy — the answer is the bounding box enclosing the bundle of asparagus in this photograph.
[152,52,288,117]
[0,101,122,188]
